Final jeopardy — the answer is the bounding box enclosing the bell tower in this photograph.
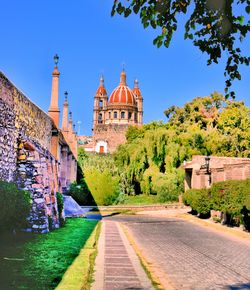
[133,79,143,125]
[93,75,108,129]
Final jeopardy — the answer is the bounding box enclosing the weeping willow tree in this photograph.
[77,151,120,205]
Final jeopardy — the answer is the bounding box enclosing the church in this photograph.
[78,69,143,153]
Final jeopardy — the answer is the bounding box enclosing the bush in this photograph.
[56,192,65,227]
[0,180,31,231]
[183,179,250,227]
[211,179,250,226]
[183,188,211,215]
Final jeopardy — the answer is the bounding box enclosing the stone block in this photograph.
[32,183,42,189]
[34,198,44,204]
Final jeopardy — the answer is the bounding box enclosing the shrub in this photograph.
[0,180,31,232]
[56,192,65,227]
[211,179,250,225]
[183,188,211,215]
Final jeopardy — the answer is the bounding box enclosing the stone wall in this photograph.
[93,123,128,153]
[0,71,77,232]
[15,138,60,232]
[14,87,52,150]
[0,74,16,181]
[184,155,250,191]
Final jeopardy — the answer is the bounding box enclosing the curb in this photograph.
[178,213,250,242]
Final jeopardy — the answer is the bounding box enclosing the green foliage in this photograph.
[78,152,121,205]
[84,169,119,206]
[211,179,250,217]
[116,193,161,205]
[183,188,211,215]
[112,1,250,98]
[155,169,184,203]
[67,181,94,206]
[22,219,98,290]
[126,125,145,142]
[0,180,31,231]
[81,153,119,176]
[56,192,64,216]
[184,179,250,227]
[56,192,65,226]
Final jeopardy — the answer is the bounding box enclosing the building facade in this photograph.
[184,155,250,191]
[83,69,143,153]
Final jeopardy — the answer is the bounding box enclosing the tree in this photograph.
[112,0,250,98]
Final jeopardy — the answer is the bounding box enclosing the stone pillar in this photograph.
[62,91,69,135]
[60,146,68,193]
[48,56,60,128]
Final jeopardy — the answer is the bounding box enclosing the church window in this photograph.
[121,111,125,119]
[135,113,138,123]
[109,112,111,119]
[128,112,132,119]
[98,113,103,124]
[114,111,117,119]
[99,100,103,108]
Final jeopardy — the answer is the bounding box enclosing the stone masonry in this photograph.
[0,68,77,233]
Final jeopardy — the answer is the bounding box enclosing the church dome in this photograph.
[109,70,136,106]
[96,75,107,95]
[96,86,107,95]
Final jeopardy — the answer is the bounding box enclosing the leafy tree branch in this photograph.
[112,0,250,98]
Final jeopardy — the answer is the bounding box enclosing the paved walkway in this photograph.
[91,220,153,290]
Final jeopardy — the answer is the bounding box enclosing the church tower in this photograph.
[133,79,143,125]
[93,75,108,130]
[91,69,144,154]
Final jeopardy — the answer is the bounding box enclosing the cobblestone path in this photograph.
[105,215,250,290]
[92,220,153,290]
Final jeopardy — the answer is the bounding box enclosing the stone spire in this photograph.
[48,54,60,127]
[73,124,77,135]
[134,79,139,89]
[69,111,73,133]
[120,69,127,85]
[100,74,104,87]
[62,91,69,132]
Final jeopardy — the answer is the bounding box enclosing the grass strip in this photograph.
[56,222,101,290]
[0,218,98,290]
[120,224,175,290]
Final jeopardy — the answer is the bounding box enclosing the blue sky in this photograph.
[1,0,249,136]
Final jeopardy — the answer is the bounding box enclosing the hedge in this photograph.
[183,179,250,228]
[183,188,211,215]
